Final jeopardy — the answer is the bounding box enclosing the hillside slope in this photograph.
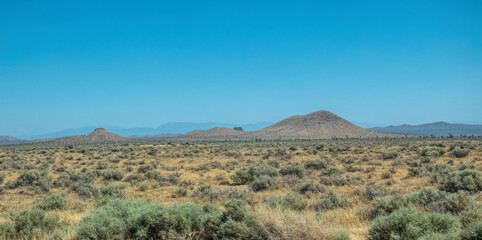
[0,136,26,145]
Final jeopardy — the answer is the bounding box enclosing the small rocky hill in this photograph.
[28,128,132,145]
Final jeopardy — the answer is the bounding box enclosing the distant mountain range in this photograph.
[24,121,273,140]
[369,122,482,136]
[3,113,482,146]
[0,136,26,145]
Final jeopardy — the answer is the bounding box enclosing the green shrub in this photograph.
[296,180,324,195]
[430,164,454,185]
[460,221,482,240]
[438,169,482,193]
[73,201,87,213]
[407,187,447,207]
[249,175,275,192]
[138,183,149,191]
[101,169,125,181]
[279,165,305,178]
[380,152,398,160]
[305,159,328,170]
[77,199,258,240]
[460,205,482,228]
[191,184,223,201]
[371,194,409,218]
[0,208,66,239]
[452,149,469,158]
[440,191,475,214]
[13,170,51,191]
[369,207,460,240]
[100,182,129,198]
[421,147,444,157]
[35,193,67,211]
[267,192,308,211]
[314,189,344,211]
[0,173,5,185]
[230,163,278,185]
[364,183,388,200]
[329,231,351,240]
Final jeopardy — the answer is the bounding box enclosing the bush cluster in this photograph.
[369,207,460,240]
[77,198,260,240]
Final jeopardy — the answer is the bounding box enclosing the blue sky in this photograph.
[1,0,481,137]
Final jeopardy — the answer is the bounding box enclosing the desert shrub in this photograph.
[144,170,162,181]
[122,173,147,183]
[329,231,351,240]
[421,147,444,157]
[430,164,454,185]
[460,205,482,228]
[137,164,155,173]
[249,175,275,192]
[192,184,223,201]
[305,159,328,170]
[407,187,447,207]
[407,167,426,178]
[380,152,398,160]
[452,149,469,158]
[279,165,305,178]
[371,194,409,218]
[368,207,460,240]
[73,183,99,198]
[323,167,344,176]
[0,173,5,184]
[100,182,129,199]
[229,168,251,185]
[13,170,51,191]
[0,208,66,239]
[364,183,388,200]
[460,221,482,240]
[266,192,308,211]
[101,169,125,181]
[53,173,72,188]
[73,201,87,213]
[296,181,324,195]
[35,193,67,211]
[172,187,188,197]
[439,191,476,215]
[138,183,149,191]
[314,189,346,211]
[437,169,482,193]
[77,198,258,240]
[230,163,278,185]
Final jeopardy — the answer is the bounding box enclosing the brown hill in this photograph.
[0,136,26,145]
[179,127,245,140]
[174,110,403,140]
[251,110,392,139]
[28,128,132,145]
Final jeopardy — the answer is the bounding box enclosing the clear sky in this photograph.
[1,0,481,137]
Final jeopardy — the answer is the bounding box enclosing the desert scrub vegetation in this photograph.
[0,137,480,239]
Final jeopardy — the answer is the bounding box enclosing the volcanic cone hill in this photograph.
[175,110,404,140]
[28,128,133,146]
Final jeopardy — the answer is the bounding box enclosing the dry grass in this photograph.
[0,137,480,239]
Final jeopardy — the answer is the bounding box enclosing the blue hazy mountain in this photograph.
[26,122,273,140]
[369,122,482,136]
